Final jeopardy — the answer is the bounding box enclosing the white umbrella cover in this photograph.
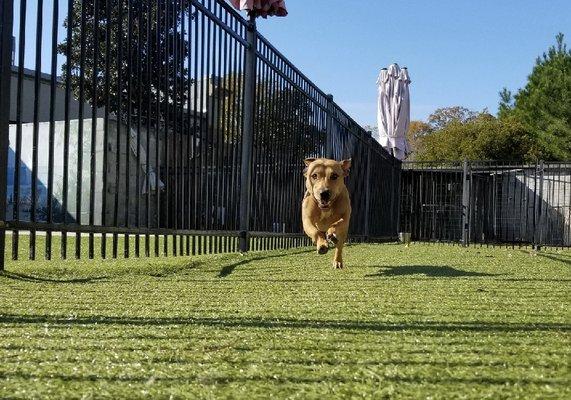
[375,68,391,148]
[375,63,411,160]
[387,63,401,143]
[392,67,411,160]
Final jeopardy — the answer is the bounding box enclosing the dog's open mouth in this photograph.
[318,201,331,209]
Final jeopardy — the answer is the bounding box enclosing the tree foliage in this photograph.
[255,83,325,160]
[404,120,431,160]
[415,113,539,162]
[427,106,480,131]
[217,75,323,158]
[498,33,571,160]
[59,0,190,126]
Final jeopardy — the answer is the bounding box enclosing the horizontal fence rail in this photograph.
[0,0,400,268]
[401,161,571,248]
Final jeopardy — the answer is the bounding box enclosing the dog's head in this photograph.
[303,158,351,210]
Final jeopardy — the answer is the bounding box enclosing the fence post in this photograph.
[325,94,334,159]
[0,0,14,270]
[393,158,402,239]
[533,160,545,251]
[239,14,257,253]
[363,133,372,241]
[388,154,397,239]
[461,159,471,246]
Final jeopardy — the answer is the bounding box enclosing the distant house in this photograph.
[8,66,106,124]
[6,67,232,228]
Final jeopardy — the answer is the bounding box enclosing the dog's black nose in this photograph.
[320,190,331,201]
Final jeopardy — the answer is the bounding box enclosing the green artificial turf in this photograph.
[1,237,570,399]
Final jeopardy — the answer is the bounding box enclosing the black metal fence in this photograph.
[401,161,571,248]
[0,0,400,268]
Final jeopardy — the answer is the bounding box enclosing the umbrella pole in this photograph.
[239,14,257,253]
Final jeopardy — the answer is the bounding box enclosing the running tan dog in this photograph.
[302,158,352,269]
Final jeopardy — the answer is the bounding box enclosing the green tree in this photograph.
[58,0,190,126]
[428,106,480,130]
[255,83,325,160]
[498,33,571,160]
[416,114,539,162]
[405,120,432,160]
[215,74,324,160]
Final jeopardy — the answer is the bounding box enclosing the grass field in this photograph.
[1,239,570,399]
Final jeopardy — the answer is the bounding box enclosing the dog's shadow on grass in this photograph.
[218,248,314,278]
[365,265,498,278]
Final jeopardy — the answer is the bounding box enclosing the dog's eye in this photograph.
[311,173,318,179]
[330,174,339,180]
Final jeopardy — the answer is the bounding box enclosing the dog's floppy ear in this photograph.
[340,158,352,177]
[303,158,316,176]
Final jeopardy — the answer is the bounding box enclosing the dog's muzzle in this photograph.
[318,190,331,209]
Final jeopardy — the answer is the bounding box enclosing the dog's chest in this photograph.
[315,209,336,231]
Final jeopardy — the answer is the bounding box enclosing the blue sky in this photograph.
[255,0,571,125]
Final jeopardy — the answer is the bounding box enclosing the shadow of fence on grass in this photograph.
[0,261,202,283]
[536,253,571,266]
[1,314,568,333]
[218,248,314,278]
[0,271,109,284]
[0,370,564,387]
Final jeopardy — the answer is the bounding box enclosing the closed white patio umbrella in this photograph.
[376,63,411,160]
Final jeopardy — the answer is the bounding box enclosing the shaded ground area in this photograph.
[1,240,570,399]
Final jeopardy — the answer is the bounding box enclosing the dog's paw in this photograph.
[326,232,338,245]
[317,244,329,255]
[332,261,344,269]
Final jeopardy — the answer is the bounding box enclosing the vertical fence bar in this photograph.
[0,0,14,270]
[12,0,25,260]
[89,0,99,259]
[239,14,256,253]
[534,160,545,250]
[46,0,59,260]
[102,0,112,259]
[62,0,73,259]
[162,0,170,256]
[196,8,205,234]
[75,0,88,259]
[171,0,178,256]
[30,0,45,260]
[135,1,143,257]
[389,156,399,239]
[461,159,470,246]
[124,0,133,258]
[203,4,211,235]
[113,0,125,259]
[325,94,334,159]
[363,134,372,240]
[154,0,162,257]
[185,0,192,254]
[146,0,153,257]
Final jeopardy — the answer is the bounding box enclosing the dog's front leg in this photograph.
[327,217,349,269]
[302,217,329,255]
[325,218,345,245]
[333,246,344,269]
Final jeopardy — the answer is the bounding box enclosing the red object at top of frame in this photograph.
[230,0,288,18]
